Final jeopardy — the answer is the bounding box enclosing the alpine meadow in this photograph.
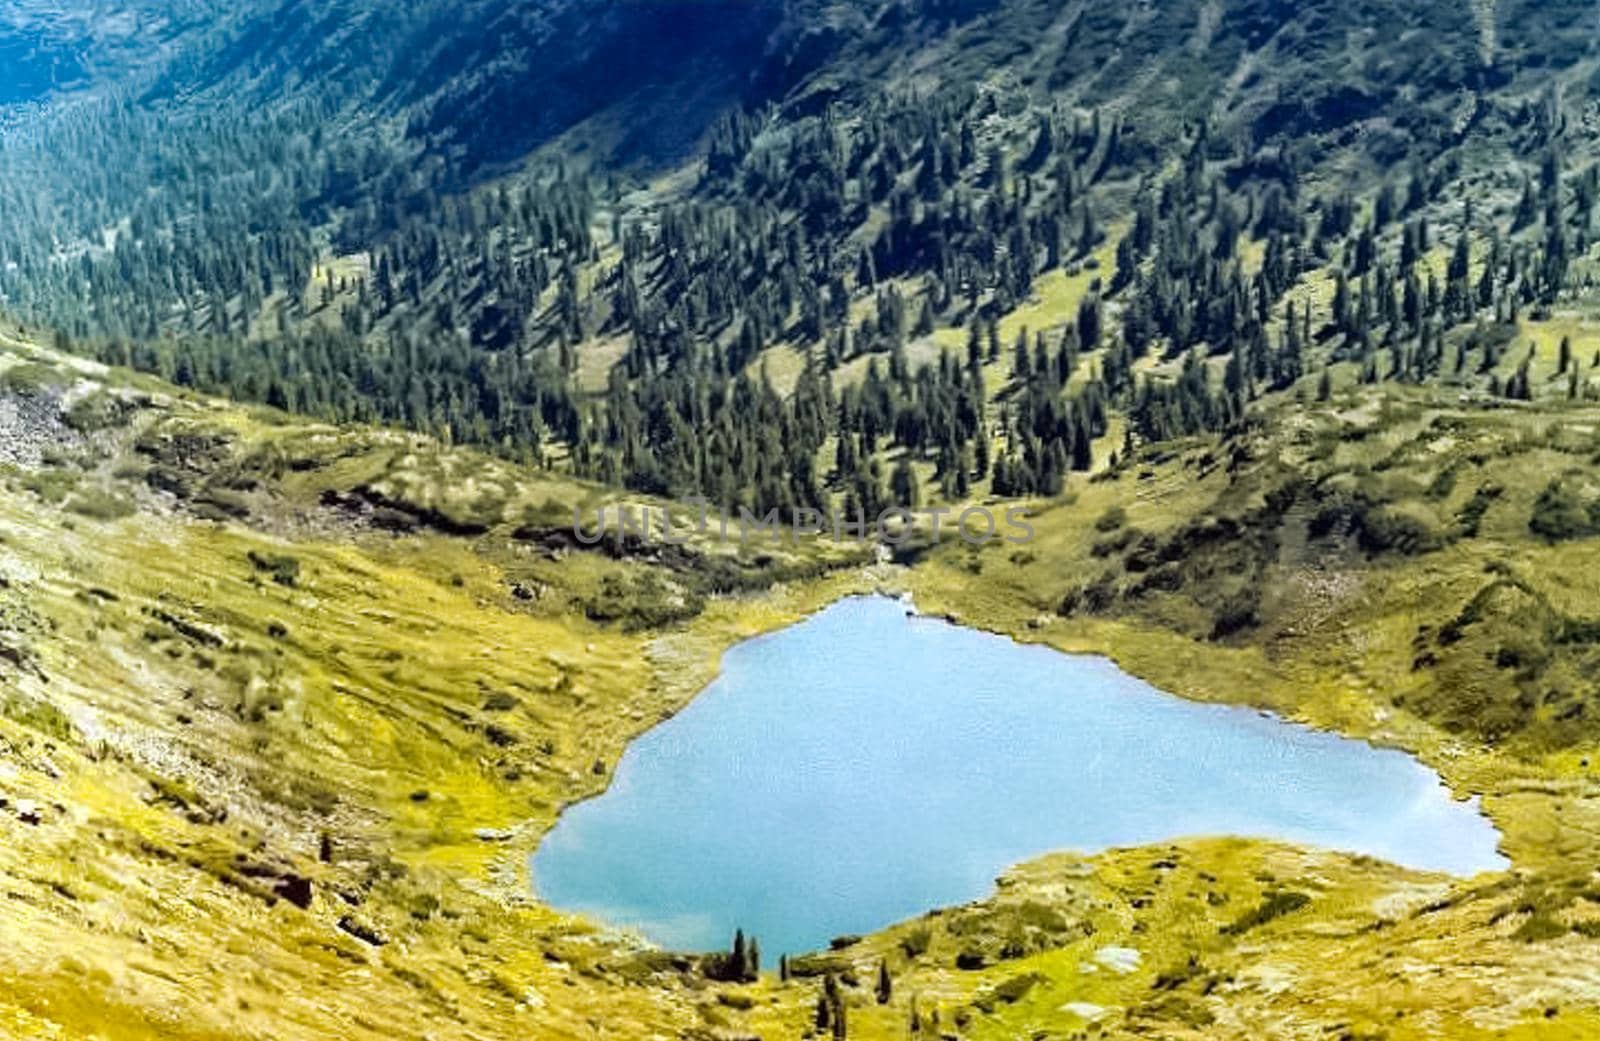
[3,1,1600,1039]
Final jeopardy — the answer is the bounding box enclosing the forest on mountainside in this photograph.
[4,0,1600,515]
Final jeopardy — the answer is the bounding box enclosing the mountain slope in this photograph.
[133,0,789,167]
[2,319,1600,1039]
[12,0,1600,536]
[6,4,1600,1038]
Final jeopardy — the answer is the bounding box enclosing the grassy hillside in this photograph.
[3,309,1600,1039]
[0,324,878,1039]
[5,3,1600,1038]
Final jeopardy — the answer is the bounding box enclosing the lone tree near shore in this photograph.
[707,929,760,983]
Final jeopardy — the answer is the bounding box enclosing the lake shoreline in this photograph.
[532,592,1505,956]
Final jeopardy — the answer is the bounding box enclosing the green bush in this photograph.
[65,488,136,521]
[582,571,704,630]
[899,925,932,959]
[1,693,76,742]
[193,487,251,521]
[1220,890,1311,935]
[1357,507,1443,556]
[247,550,302,586]
[1312,491,1442,556]
[1094,505,1128,532]
[20,468,79,504]
[1209,589,1261,640]
[1454,483,1503,538]
[64,392,132,432]
[1529,480,1597,542]
[0,363,59,397]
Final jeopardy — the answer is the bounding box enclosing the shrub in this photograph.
[1425,463,1460,501]
[1209,590,1261,640]
[0,363,58,397]
[1530,480,1596,542]
[1221,890,1311,935]
[1090,526,1137,558]
[955,949,986,970]
[582,571,704,630]
[1094,505,1128,532]
[1357,506,1443,556]
[21,468,79,504]
[1312,491,1442,556]
[65,488,136,521]
[247,550,301,586]
[193,487,250,520]
[1454,483,1503,538]
[2,693,76,741]
[64,392,131,432]
[994,971,1045,1002]
[899,925,932,959]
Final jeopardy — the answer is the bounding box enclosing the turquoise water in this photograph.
[532,596,1505,956]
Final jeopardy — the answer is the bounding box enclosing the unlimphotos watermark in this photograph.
[573,499,1034,548]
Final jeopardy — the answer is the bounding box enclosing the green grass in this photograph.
[64,486,135,521]
[4,311,1600,1041]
